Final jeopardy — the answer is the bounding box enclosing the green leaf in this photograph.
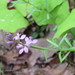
[50,25,57,31]
[59,51,70,63]
[55,0,70,24]
[59,34,67,46]
[44,50,48,61]
[41,25,47,31]
[13,0,27,16]
[64,38,72,47]
[39,32,44,37]
[27,0,64,25]
[29,0,64,12]
[54,9,75,38]
[70,27,75,35]
[31,32,38,38]
[32,10,55,25]
[0,0,29,32]
[47,39,59,48]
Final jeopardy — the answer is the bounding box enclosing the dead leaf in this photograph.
[3,51,18,61]
[62,70,74,75]
[42,63,68,75]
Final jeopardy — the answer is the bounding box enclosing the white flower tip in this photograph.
[20,35,26,39]
[32,39,38,44]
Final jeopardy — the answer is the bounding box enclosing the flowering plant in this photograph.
[7,33,38,54]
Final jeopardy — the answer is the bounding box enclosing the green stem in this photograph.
[31,45,75,51]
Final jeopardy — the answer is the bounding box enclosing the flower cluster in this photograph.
[7,33,38,54]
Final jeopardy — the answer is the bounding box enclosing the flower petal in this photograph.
[25,37,29,42]
[29,36,32,40]
[16,44,23,49]
[17,33,21,36]
[25,42,31,47]
[23,47,29,53]
[13,36,19,40]
[7,41,13,44]
[13,33,20,40]
[32,39,38,44]
[19,48,24,54]
[20,35,26,39]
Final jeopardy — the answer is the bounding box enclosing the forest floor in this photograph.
[0,24,75,75]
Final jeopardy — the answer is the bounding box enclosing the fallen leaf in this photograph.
[42,63,68,75]
[3,51,18,61]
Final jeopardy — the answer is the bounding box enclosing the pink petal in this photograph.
[16,44,23,49]
[25,42,31,47]
[8,33,12,36]
[32,39,38,44]
[19,48,24,54]
[23,47,29,53]
[25,37,29,42]
[17,33,21,36]
[7,41,13,44]
[20,35,26,39]
[13,33,20,40]
[29,36,32,40]
[13,36,19,40]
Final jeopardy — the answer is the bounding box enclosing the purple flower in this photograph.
[6,33,38,55]
[16,43,29,54]
[25,37,38,47]
[16,44,23,49]
[6,33,12,40]
[13,33,26,40]
[13,33,21,40]
[7,41,14,44]
[19,46,28,54]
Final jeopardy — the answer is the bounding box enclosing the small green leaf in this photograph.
[50,25,57,31]
[41,25,47,31]
[59,51,70,63]
[44,50,48,61]
[59,34,67,46]
[31,32,38,38]
[39,32,44,37]
[47,39,59,48]
[64,38,72,47]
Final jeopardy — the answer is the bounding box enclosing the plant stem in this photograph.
[31,45,75,51]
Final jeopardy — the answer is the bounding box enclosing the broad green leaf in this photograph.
[0,0,29,32]
[29,0,64,12]
[12,0,65,26]
[54,9,75,38]
[32,10,55,25]
[47,0,64,12]
[55,0,70,24]
[27,0,64,25]
[13,0,27,16]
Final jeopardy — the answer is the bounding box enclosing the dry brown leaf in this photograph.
[42,63,68,75]
[3,51,18,61]
[62,70,74,75]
